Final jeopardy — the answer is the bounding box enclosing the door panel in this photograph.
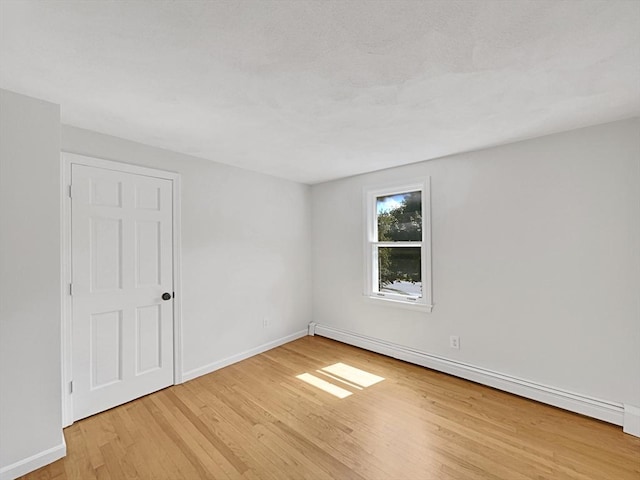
[136,304,162,374]
[90,310,123,388]
[71,164,174,421]
[91,177,122,207]
[134,182,160,210]
[90,217,123,291]
[135,220,161,287]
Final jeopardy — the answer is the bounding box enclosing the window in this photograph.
[364,179,432,311]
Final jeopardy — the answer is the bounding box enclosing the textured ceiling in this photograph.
[1,0,639,184]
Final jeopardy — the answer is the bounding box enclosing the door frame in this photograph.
[61,152,183,427]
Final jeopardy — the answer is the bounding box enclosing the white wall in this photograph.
[0,90,65,476]
[61,125,312,378]
[311,118,640,410]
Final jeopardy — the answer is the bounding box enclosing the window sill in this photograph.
[364,295,433,313]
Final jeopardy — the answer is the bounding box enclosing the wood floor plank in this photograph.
[19,336,640,480]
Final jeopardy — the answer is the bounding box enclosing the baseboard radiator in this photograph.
[308,322,640,437]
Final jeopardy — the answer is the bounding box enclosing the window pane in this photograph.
[378,247,422,296]
[376,191,422,241]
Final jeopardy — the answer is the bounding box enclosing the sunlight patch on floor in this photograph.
[316,370,363,390]
[296,373,353,399]
[321,362,385,388]
[296,363,385,398]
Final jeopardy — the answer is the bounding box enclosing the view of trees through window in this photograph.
[376,190,422,296]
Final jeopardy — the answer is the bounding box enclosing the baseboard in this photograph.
[0,441,66,480]
[310,323,627,428]
[182,329,308,382]
[623,404,640,437]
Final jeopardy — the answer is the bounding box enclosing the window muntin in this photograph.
[365,180,432,310]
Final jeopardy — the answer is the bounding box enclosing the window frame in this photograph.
[363,178,433,312]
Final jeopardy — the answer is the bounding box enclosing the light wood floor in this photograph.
[23,336,640,480]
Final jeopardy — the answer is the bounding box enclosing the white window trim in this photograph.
[363,178,433,312]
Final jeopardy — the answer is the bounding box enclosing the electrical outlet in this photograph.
[263,317,270,328]
[450,335,460,349]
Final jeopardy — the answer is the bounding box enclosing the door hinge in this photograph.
[68,185,72,198]
[69,381,73,394]
[69,283,73,296]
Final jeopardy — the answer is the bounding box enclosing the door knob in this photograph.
[162,292,172,301]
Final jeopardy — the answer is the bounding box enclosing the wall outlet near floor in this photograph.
[263,317,271,328]
[450,335,460,349]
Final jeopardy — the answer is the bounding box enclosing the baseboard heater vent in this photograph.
[308,322,624,427]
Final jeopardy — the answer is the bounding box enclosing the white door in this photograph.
[71,163,174,420]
